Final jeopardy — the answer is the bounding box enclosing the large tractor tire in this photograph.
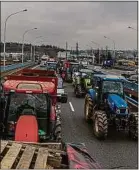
[54,115,62,142]
[128,113,138,140]
[75,85,82,98]
[84,94,93,122]
[93,110,108,140]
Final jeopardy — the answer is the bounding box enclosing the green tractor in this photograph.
[84,74,138,140]
[74,69,93,97]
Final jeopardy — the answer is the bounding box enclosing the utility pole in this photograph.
[76,42,78,58]
[66,42,68,59]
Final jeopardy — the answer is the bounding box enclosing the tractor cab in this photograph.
[4,91,50,142]
[92,75,124,98]
[92,74,126,108]
[46,61,57,71]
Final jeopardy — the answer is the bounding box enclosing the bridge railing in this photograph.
[1,62,34,72]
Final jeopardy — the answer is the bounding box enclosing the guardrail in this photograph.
[125,95,138,108]
[1,62,34,72]
[94,64,136,71]
[124,80,138,93]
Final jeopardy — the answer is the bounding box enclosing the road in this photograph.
[35,65,138,169]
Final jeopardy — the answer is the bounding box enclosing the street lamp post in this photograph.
[31,36,42,61]
[91,41,101,64]
[3,9,27,70]
[33,40,48,61]
[104,36,116,59]
[22,28,37,65]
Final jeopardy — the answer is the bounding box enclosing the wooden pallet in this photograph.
[0,140,66,169]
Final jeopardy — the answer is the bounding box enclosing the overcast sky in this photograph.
[1,1,137,50]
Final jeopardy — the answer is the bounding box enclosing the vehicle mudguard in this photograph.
[88,89,96,100]
[66,143,102,169]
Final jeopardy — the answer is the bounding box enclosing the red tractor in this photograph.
[1,69,67,143]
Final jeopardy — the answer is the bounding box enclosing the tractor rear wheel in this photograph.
[128,113,138,140]
[75,85,82,98]
[93,110,108,140]
[84,94,93,122]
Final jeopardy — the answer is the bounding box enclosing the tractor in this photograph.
[84,74,138,140]
[74,69,93,97]
[62,60,80,82]
[46,61,57,71]
[0,69,68,143]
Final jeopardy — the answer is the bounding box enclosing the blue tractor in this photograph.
[84,74,138,140]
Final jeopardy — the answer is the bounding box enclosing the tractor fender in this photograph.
[88,89,96,101]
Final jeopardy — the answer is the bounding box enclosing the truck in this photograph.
[1,69,68,143]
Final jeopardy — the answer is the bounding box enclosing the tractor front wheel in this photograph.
[128,113,138,140]
[93,110,108,140]
[75,85,82,98]
[84,94,93,122]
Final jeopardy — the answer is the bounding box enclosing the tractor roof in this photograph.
[79,69,93,73]
[93,74,126,81]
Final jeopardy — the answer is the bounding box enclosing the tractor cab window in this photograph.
[8,93,47,122]
[102,81,123,95]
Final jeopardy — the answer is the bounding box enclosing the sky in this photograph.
[1,1,138,50]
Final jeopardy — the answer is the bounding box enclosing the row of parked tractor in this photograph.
[0,67,103,169]
[58,59,138,140]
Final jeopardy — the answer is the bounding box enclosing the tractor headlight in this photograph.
[116,108,120,114]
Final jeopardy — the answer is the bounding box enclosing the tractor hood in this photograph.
[107,94,128,109]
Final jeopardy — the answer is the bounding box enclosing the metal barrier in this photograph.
[124,80,138,93]
[125,95,138,108]
[1,62,34,72]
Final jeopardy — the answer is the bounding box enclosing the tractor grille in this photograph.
[120,108,126,113]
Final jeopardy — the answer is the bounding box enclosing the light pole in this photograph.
[91,41,101,64]
[22,27,37,64]
[31,36,43,61]
[3,9,27,70]
[104,36,116,59]
[33,40,48,61]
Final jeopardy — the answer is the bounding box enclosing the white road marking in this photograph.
[32,65,39,69]
[69,102,75,112]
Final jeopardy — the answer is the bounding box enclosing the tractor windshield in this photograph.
[102,81,123,95]
[8,93,47,120]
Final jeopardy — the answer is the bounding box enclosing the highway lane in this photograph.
[35,65,138,169]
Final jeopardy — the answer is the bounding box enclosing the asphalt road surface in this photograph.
[35,65,138,169]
